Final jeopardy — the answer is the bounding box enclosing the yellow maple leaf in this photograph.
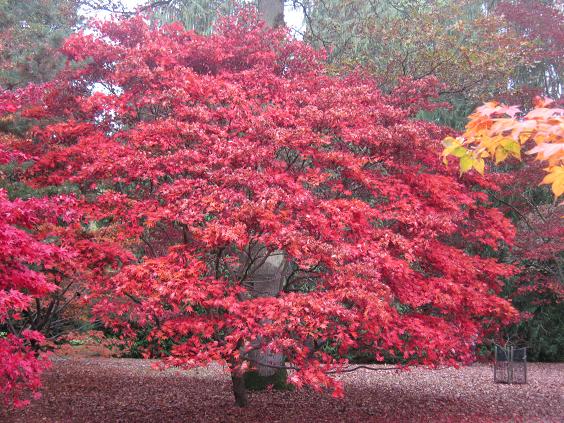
[541,166,564,198]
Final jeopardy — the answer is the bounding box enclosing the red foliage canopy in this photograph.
[6,12,518,396]
[497,0,564,63]
[0,189,71,407]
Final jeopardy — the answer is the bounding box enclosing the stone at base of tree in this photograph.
[243,368,292,391]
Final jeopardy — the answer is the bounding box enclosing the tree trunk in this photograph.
[230,246,291,405]
[231,368,248,407]
[258,0,285,28]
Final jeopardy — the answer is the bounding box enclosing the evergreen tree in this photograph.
[0,0,81,89]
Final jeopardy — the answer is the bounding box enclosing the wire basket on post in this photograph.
[494,344,527,384]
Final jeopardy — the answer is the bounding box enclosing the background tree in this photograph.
[0,0,86,355]
[0,0,83,139]
[296,0,564,129]
[442,98,563,198]
[0,171,80,407]
[443,98,563,360]
[496,0,563,103]
[151,0,236,33]
[300,3,529,90]
[0,0,81,90]
[0,1,93,356]
[0,83,130,407]
[81,0,239,33]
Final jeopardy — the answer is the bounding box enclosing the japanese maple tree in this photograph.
[442,98,564,198]
[442,96,563,359]
[13,11,519,406]
[0,86,130,408]
[0,186,71,407]
[496,0,563,101]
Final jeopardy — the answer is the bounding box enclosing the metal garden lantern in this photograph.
[494,344,527,384]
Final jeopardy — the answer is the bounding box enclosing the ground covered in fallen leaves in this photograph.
[2,358,563,422]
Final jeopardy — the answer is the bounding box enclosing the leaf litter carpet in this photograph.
[3,358,562,422]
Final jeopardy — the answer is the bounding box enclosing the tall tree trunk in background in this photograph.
[258,0,285,28]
